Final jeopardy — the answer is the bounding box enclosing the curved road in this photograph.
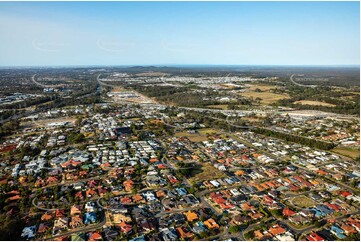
[290,74,317,88]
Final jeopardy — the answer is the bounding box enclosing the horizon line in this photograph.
[0,64,359,69]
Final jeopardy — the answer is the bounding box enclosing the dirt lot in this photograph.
[22,117,76,128]
[111,86,126,92]
[241,91,289,105]
[247,84,277,92]
[290,195,316,208]
[175,128,218,142]
[175,131,208,142]
[189,162,227,183]
[294,100,336,107]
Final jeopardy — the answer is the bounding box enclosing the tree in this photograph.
[67,132,85,144]
[229,225,240,234]
[75,117,83,126]
[244,231,253,240]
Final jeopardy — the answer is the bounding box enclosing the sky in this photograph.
[0,1,359,66]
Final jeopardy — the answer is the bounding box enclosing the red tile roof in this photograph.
[307,232,324,241]
[283,208,296,217]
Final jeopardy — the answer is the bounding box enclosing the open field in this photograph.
[290,195,316,208]
[217,83,242,89]
[247,84,277,92]
[332,147,360,159]
[175,128,218,142]
[198,128,218,135]
[111,86,126,92]
[21,117,76,128]
[83,132,95,138]
[294,100,336,107]
[189,162,227,183]
[175,131,208,142]
[110,91,158,104]
[240,91,289,104]
[207,104,229,110]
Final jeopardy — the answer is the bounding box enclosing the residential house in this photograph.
[176,226,194,240]
[269,224,286,237]
[85,202,97,212]
[123,180,134,192]
[55,209,66,218]
[88,232,103,241]
[307,231,325,241]
[84,212,97,225]
[113,213,132,224]
[38,223,50,234]
[41,212,54,221]
[283,208,296,217]
[21,226,36,240]
[70,215,84,229]
[70,205,82,216]
[162,228,178,241]
[204,218,219,230]
[138,218,158,232]
[119,221,132,234]
[330,225,346,239]
[53,217,69,234]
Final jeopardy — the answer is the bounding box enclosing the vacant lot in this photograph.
[248,84,277,92]
[189,162,226,183]
[175,128,218,142]
[241,91,289,105]
[217,83,242,89]
[111,86,126,92]
[22,117,76,128]
[83,132,95,138]
[332,147,360,159]
[294,100,336,107]
[198,128,218,135]
[175,131,208,142]
[290,195,316,208]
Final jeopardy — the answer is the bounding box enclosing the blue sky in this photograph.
[0,1,359,66]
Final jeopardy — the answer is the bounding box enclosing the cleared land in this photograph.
[217,84,242,89]
[247,84,277,91]
[332,147,360,159]
[241,91,289,105]
[83,132,95,138]
[175,131,208,142]
[21,117,76,128]
[175,128,218,142]
[189,162,227,183]
[294,100,336,107]
[198,128,218,135]
[290,195,316,208]
[111,86,126,92]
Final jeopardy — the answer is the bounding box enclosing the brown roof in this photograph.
[41,213,53,221]
[269,225,286,236]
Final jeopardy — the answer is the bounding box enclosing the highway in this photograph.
[290,74,317,88]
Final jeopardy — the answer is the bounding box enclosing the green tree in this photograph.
[229,225,240,234]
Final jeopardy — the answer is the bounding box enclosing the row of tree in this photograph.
[252,127,336,150]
